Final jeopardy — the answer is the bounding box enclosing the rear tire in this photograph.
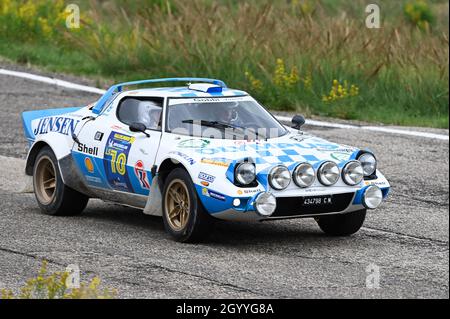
[316,209,366,236]
[162,168,211,242]
[33,146,88,216]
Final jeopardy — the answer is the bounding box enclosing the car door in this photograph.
[71,94,163,199]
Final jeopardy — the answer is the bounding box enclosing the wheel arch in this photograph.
[25,141,52,175]
[25,135,74,176]
[157,158,190,189]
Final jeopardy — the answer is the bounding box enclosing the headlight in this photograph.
[358,153,377,176]
[268,165,291,190]
[255,192,276,216]
[293,163,315,188]
[318,161,340,186]
[235,162,256,185]
[363,185,383,209]
[342,161,364,185]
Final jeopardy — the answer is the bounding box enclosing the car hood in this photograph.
[172,131,360,173]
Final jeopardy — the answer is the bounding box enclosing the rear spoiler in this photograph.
[21,107,82,145]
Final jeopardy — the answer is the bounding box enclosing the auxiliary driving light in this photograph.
[342,161,364,185]
[293,163,315,188]
[254,192,277,216]
[363,185,383,209]
[268,165,291,190]
[318,161,340,186]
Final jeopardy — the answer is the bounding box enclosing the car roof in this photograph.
[92,78,247,114]
[124,86,249,98]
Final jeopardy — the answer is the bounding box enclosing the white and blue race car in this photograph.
[22,78,390,242]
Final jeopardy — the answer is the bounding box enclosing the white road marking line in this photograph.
[0,69,106,95]
[1,68,448,141]
[277,116,357,129]
[361,126,449,141]
[277,116,449,141]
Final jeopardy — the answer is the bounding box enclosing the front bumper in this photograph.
[209,186,390,222]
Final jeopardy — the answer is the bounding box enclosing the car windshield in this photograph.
[166,96,287,140]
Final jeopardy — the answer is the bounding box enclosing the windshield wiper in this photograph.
[182,120,240,130]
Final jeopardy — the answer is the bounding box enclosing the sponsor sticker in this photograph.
[178,139,210,149]
[169,151,196,165]
[77,143,99,156]
[208,190,226,201]
[198,172,215,183]
[365,180,387,186]
[201,188,226,201]
[331,152,351,161]
[84,157,94,173]
[94,131,104,141]
[85,175,102,184]
[33,117,80,136]
[103,131,135,192]
[200,158,230,167]
[134,160,150,189]
[237,188,263,195]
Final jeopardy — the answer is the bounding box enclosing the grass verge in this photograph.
[0,0,448,128]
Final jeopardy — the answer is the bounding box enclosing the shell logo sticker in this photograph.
[84,157,94,173]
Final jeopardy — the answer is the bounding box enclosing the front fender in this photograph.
[158,152,198,178]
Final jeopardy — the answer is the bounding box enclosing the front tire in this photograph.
[33,146,88,216]
[316,209,366,236]
[162,168,211,242]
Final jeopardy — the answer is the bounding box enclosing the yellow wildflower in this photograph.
[18,1,37,25]
[245,71,263,92]
[38,18,52,37]
[273,58,300,89]
[303,74,312,90]
[323,79,359,102]
[274,59,286,87]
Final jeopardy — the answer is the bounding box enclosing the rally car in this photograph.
[22,78,390,242]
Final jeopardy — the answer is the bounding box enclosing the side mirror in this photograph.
[292,115,306,130]
[129,122,150,137]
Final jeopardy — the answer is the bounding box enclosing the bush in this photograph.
[1,260,117,299]
[404,0,435,30]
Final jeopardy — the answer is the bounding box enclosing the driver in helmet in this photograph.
[218,102,240,125]
[137,100,162,130]
[149,108,162,129]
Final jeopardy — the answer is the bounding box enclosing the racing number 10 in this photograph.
[108,149,126,175]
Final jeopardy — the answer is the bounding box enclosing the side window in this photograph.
[117,97,163,131]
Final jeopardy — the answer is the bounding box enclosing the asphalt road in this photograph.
[0,62,448,299]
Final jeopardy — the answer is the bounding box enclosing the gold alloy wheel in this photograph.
[164,179,191,231]
[34,156,57,205]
